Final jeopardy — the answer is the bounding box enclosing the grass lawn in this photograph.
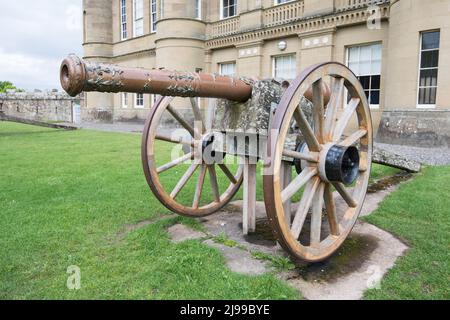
[0,121,447,299]
[364,166,450,300]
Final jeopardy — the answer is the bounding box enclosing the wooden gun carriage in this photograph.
[60,55,372,262]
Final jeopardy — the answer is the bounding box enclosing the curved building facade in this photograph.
[82,0,450,146]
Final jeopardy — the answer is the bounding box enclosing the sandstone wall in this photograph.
[0,92,83,124]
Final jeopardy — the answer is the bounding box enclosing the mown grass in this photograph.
[0,122,297,299]
[1,121,446,300]
[363,166,450,300]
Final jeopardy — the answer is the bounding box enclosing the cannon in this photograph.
[60,55,372,262]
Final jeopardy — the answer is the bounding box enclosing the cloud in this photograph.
[0,0,83,90]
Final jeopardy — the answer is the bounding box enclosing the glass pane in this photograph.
[418,88,425,104]
[370,91,380,105]
[359,76,371,90]
[420,69,438,87]
[371,44,382,60]
[348,47,359,62]
[371,60,381,74]
[421,50,439,68]
[371,75,381,89]
[360,61,371,75]
[429,87,437,104]
[422,31,440,50]
[348,62,359,75]
[360,46,371,61]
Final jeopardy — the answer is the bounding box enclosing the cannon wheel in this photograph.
[142,96,243,217]
[263,62,373,262]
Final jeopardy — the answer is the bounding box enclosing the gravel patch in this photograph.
[375,143,450,166]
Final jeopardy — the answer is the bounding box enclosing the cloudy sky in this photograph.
[0,0,83,91]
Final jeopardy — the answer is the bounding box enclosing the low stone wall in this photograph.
[376,110,450,148]
[0,92,83,123]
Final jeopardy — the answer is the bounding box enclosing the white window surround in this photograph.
[272,54,297,80]
[150,0,157,33]
[219,62,236,76]
[133,0,144,37]
[120,0,128,41]
[274,0,294,5]
[122,93,128,108]
[417,30,440,109]
[196,0,202,20]
[220,0,237,20]
[135,93,144,108]
[346,42,382,109]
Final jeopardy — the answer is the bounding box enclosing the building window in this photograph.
[347,43,382,106]
[195,0,202,19]
[120,0,128,40]
[133,0,144,37]
[275,0,293,4]
[273,54,296,80]
[418,30,440,107]
[150,0,157,32]
[135,93,144,108]
[221,0,237,19]
[219,62,236,76]
[122,93,128,108]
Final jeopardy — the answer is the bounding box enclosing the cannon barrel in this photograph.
[60,55,330,103]
[60,55,253,102]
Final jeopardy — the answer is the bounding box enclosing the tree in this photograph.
[0,81,24,93]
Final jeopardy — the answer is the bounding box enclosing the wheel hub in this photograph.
[319,143,360,185]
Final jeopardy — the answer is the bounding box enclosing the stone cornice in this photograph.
[206,4,390,50]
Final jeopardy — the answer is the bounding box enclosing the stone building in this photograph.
[82,0,450,146]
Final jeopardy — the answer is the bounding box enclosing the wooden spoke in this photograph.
[281,167,318,203]
[193,164,207,209]
[333,98,361,141]
[167,104,195,137]
[282,149,319,163]
[339,129,368,147]
[324,183,340,236]
[156,133,194,147]
[312,79,325,144]
[310,182,325,247]
[206,98,216,131]
[324,77,345,140]
[291,177,320,239]
[170,163,199,199]
[332,182,358,208]
[190,98,205,134]
[218,164,238,184]
[293,106,321,152]
[208,165,221,203]
[157,152,193,174]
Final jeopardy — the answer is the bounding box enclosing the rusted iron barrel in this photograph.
[60,55,330,103]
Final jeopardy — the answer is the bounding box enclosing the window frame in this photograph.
[272,54,297,80]
[120,0,128,41]
[274,0,294,5]
[150,0,157,33]
[346,42,382,109]
[122,93,128,108]
[135,93,145,108]
[219,61,237,77]
[417,30,440,109]
[133,0,144,37]
[220,0,238,20]
[195,0,202,20]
